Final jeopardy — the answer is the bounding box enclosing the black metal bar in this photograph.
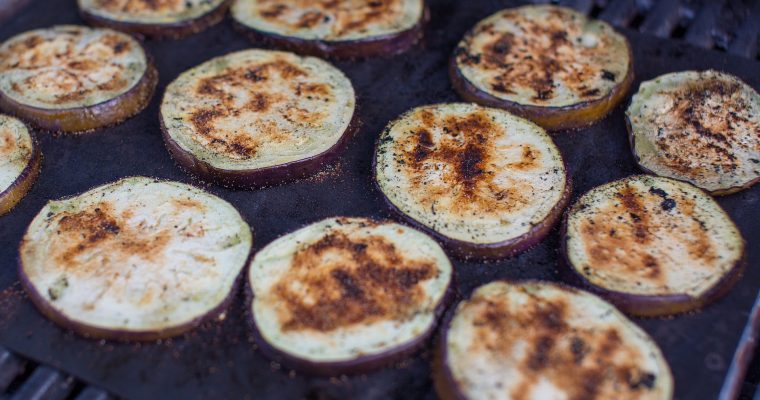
[9,366,74,400]
[727,3,760,59]
[0,347,27,393]
[599,0,639,26]
[684,1,722,49]
[639,0,682,38]
[562,0,596,14]
[75,387,113,400]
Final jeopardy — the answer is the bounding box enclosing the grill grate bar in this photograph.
[639,0,683,38]
[9,366,74,400]
[598,0,641,26]
[73,387,112,400]
[0,348,27,393]
[563,0,596,14]
[727,2,760,59]
[683,1,722,48]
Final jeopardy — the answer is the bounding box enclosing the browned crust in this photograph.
[0,62,158,133]
[449,38,635,131]
[559,195,747,317]
[232,6,429,59]
[0,131,41,216]
[372,138,571,260]
[625,112,760,196]
[160,109,360,189]
[79,0,232,40]
[17,182,255,341]
[245,224,456,376]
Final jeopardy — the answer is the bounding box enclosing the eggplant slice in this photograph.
[0,114,40,216]
[248,217,452,376]
[627,70,760,195]
[450,5,633,131]
[374,103,569,260]
[435,281,673,400]
[19,177,253,341]
[0,25,157,133]
[78,0,231,39]
[231,0,426,58]
[160,49,356,188]
[563,175,745,317]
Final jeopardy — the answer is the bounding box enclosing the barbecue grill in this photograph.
[0,0,758,399]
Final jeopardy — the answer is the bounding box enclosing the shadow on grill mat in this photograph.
[0,0,758,399]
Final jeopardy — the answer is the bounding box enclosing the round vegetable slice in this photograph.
[78,0,231,39]
[374,103,569,260]
[19,177,253,341]
[0,114,40,216]
[562,174,745,317]
[626,70,760,195]
[231,0,427,58]
[161,49,357,188]
[0,26,158,133]
[248,217,452,375]
[450,5,633,131]
[434,281,673,400]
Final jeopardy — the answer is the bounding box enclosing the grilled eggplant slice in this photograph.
[434,281,673,400]
[374,103,569,260]
[231,0,426,58]
[450,5,633,131]
[248,217,452,375]
[19,177,253,341]
[160,49,356,188]
[0,114,40,215]
[0,26,157,133]
[562,174,744,317]
[627,70,760,195]
[78,0,231,39]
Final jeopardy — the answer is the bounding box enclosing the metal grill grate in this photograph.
[0,347,112,400]
[531,0,760,60]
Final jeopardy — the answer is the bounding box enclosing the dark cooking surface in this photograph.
[0,1,758,399]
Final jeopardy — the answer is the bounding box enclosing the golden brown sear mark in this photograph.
[457,8,612,103]
[95,0,187,13]
[399,110,534,215]
[654,77,756,175]
[258,0,401,37]
[578,183,716,283]
[187,59,329,159]
[468,291,656,400]
[273,231,437,332]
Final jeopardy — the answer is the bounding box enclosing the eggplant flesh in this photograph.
[562,174,745,316]
[435,281,674,400]
[248,217,453,375]
[0,114,40,215]
[19,177,253,341]
[374,103,569,260]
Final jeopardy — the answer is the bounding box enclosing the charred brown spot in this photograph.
[467,290,653,400]
[95,0,186,12]
[273,232,437,332]
[298,10,324,28]
[53,203,171,272]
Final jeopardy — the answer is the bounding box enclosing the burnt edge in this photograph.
[558,179,747,317]
[372,132,572,261]
[245,217,456,376]
[625,100,760,196]
[232,6,429,59]
[160,105,361,189]
[16,177,255,341]
[448,34,635,132]
[0,128,41,215]
[0,58,158,134]
[79,0,232,40]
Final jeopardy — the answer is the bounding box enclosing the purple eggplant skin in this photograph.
[17,200,254,342]
[0,133,41,216]
[448,41,634,132]
[160,111,361,189]
[232,7,429,59]
[625,114,759,196]
[246,245,456,377]
[0,63,158,134]
[79,0,232,40]
[371,139,572,261]
[558,200,747,317]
